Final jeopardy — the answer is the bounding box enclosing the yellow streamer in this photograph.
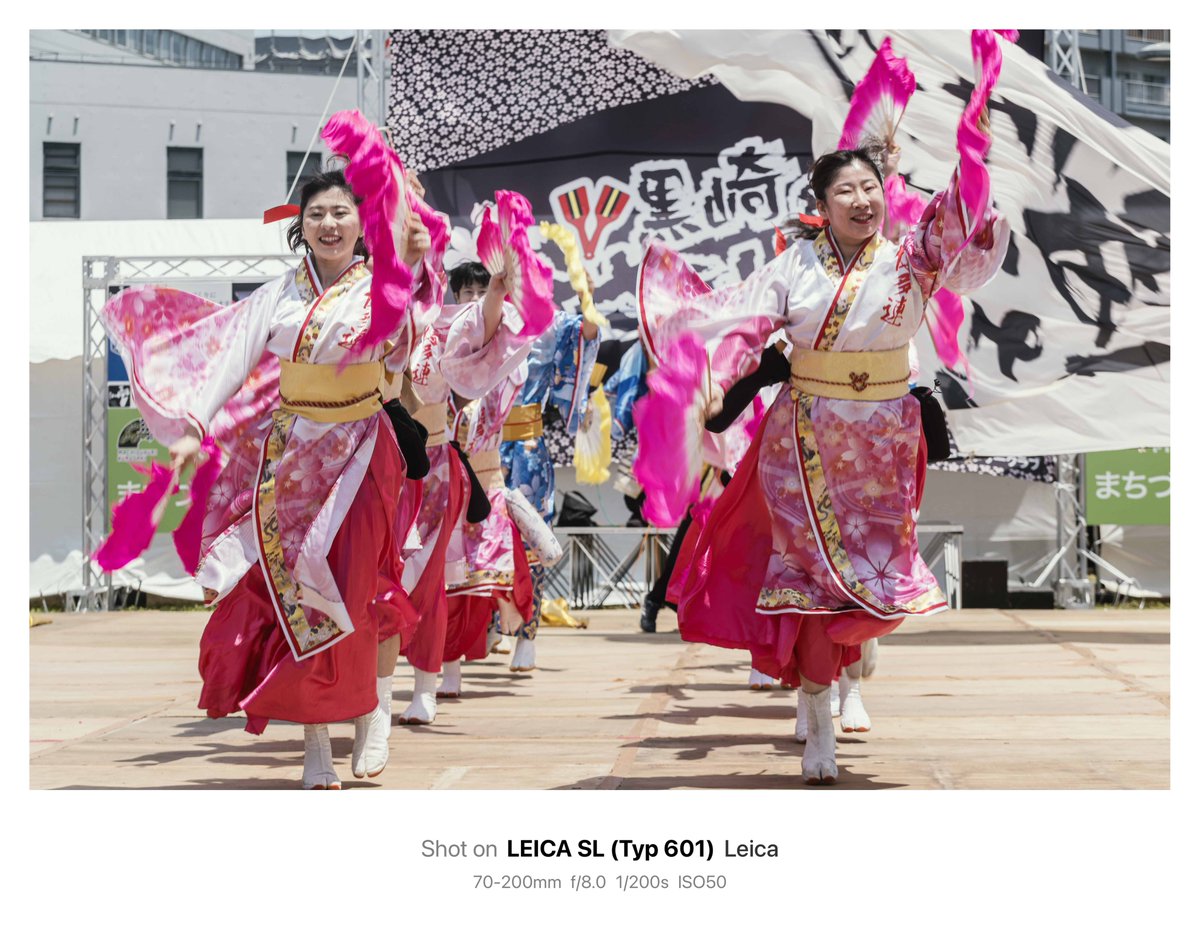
[538,221,610,328]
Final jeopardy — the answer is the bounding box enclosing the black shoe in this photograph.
[640,596,663,633]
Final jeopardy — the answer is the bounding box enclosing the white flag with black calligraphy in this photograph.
[610,29,1170,456]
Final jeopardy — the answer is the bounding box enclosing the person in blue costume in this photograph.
[497,280,601,671]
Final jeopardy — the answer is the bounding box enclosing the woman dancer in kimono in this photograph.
[495,287,601,672]
[437,262,544,693]
[441,360,534,688]
[396,260,536,725]
[637,113,1008,784]
[102,159,429,789]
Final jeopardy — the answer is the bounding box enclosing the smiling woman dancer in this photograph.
[102,143,428,789]
[637,112,1008,785]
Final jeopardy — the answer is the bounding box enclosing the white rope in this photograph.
[282,32,359,207]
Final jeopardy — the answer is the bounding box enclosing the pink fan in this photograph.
[93,462,178,572]
[838,37,917,150]
[495,190,555,338]
[476,205,505,276]
[320,110,414,357]
[637,240,714,367]
[632,332,710,527]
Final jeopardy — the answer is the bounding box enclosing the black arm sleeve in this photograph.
[703,344,791,433]
[383,399,431,480]
[450,441,494,523]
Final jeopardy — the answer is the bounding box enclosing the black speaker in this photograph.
[962,559,1009,608]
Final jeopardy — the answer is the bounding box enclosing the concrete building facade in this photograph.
[1067,29,1170,141]
[30,29,358,222]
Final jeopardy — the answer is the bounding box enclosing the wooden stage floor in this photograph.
[29,607,1169,790]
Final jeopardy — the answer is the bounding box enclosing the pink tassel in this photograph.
[838,37,917,149]
[633,332,709,526]
[773,227,787,257]
[320,110,414,358]
[93,462,177,572]
[171,437,223,575]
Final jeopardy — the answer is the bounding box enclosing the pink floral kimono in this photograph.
[401,300,534,673]
[102,253,420,733]
[638,164,1010,686]
[443,334,536,662]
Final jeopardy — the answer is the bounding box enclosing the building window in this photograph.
[43,142,81,219]
[80,28,243,69]
[1125,29,1169,43]
[167,147,203,219]
[287,152,324,204]
[1125,79,1170,107]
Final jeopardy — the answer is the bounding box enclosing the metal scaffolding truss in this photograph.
[78,254,297,612]
[355,30,390,131]
[1009,454,1143,608]
[1049,30,1088,94]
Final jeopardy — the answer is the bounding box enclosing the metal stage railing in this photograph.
[547,523,964,611]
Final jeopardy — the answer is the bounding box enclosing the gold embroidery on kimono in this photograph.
[812,231,882,352]
[790,392,946,616]
[256,260,371,657]
[255,411,345,657]
[294,261,369,364]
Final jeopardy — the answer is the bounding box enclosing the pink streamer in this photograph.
[408,188,449,272]
[172,437,224,575]
[633,332,709,526]
[93,462,178,572]
[954,30,1008,252]
[320,110,414,358]
[926,289,970,375]
[883,174,929,241]
[837,37,917,150]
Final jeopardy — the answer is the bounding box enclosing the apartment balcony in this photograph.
[1121,78,1170,118]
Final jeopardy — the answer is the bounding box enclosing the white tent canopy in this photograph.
[31,218,294,363]
[31,219,298,602]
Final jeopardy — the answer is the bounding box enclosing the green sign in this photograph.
[106,408,190,533]
[1084,448,1170,526]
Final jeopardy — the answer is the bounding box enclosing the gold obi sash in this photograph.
[412,402,449,447]
[470,448,505,491]
[502,403,544,442]
[788,346,909,401]
[589,363,608,389]
[278,359,384,423]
